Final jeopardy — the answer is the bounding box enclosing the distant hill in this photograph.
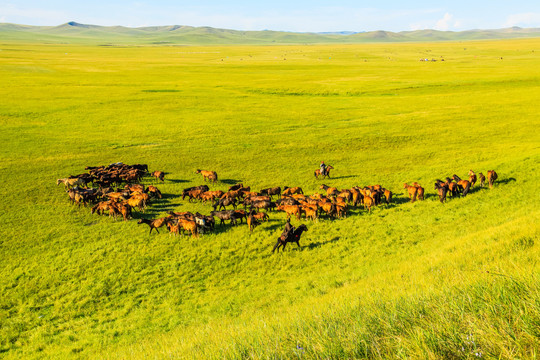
[1,22,540,45]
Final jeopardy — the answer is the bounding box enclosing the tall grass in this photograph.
[0,39,539,358]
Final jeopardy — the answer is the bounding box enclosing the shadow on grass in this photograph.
[220,178,243,185]
[212,222,240,234]
[304,236,340,250]
[263,222,285,232]
[498,177,517,185]
[167,178,190,184]
[391,194,412,205]
[321,174,358,180]
[162,193,181,200]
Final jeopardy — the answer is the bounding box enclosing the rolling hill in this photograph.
[1,21,540,45]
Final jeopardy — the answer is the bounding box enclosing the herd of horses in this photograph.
[57,163,500,252]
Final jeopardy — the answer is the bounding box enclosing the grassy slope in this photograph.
[0,39,539,358]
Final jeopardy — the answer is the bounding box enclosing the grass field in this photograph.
[1,38,539,359]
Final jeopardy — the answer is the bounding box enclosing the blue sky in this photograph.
[1,1,540,32]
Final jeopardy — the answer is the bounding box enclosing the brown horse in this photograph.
[151,171,165,182]
[196,169,218,183]
[178,219,198,237]
[314,165,334,179]
[403,183,418,202]
[363,195,375,213]
[319,184,338,197]
[277,204,302,220]
[487,170,498,189]
[478,173,486,188]
[382,188,393,204]
[412,182,425,200]
[453,175,471,196]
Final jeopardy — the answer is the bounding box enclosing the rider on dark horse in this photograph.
[320,161,327,177]
[280,218,295,241]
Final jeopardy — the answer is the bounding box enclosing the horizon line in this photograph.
[1,20,537,34]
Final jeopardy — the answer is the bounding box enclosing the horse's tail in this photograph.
[314,170,318,178]
[463,183,471,196]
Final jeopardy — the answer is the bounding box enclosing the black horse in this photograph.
[210,210,238,226]
[272,224,308,253]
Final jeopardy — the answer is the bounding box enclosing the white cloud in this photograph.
[435,12,453,31]
[505,12,540,27]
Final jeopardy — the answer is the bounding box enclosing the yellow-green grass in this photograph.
[0,39,539,359]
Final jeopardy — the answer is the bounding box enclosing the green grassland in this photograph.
[1,38,539,359]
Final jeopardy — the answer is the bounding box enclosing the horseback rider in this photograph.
[280,218,295,241]
[320,161,327,177]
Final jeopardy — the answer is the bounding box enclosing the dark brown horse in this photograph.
[434,181,448,203]
[282,186,303,197]
[247,211,260,232]
[138,217,170,234]
[468,170,478,188]
[260,186,281,199]
[272,224,308,253]
[212,197,237,211]
[478,172,486,188]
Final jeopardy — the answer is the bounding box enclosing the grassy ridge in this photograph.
[0,39,539,358]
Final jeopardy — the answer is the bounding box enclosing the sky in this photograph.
[1,1,540,32]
